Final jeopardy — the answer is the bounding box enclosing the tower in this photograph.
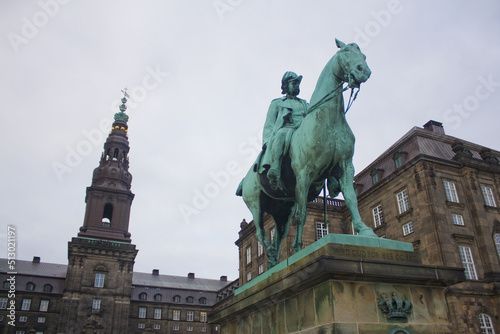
[60,91,138,334]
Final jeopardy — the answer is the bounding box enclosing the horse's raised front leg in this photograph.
[339,160,378,237]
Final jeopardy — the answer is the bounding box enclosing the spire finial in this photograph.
[114,88,130,122]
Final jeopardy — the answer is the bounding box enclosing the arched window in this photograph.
[139,293,147,301]
[102,204,113,227]
[113,148,119,160]
[154,294,162,301]
[186,296,194,303]
[43,284,53,292]
[478,313,495,333]
[26,282,35,291]
[173,295,181,303]
[199,297,207,305]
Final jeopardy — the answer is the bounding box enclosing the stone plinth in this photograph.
[210,235,466,334]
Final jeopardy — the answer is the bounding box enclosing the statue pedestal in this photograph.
[210,235,465,334]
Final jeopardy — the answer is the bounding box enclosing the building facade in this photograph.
[0,101,235,334]
[235,120,500,333]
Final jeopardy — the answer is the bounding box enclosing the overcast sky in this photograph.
[1,1,499,281]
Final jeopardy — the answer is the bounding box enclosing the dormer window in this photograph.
[393,151,407,168]
[370,169,383,185]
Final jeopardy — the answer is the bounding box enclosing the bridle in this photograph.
[306,50,361,115]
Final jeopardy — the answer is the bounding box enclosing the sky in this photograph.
[1,1,499,281]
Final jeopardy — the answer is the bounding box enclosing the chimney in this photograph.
[220,275,228,282]
[152,269,159,275]
[32,256,40,263]
[423,120,445,135]
[188,272,195,279]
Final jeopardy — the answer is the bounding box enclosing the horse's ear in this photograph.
[335,38,346,49]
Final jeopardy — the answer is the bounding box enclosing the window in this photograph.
[393,152,403,168]
[21,299,31,311]
[186,296,194,303]
[199,297,207,304]
[26,282,35,291]
[37,317,46,323]
[481,186,497,207]
[173,310,180,320]
[200,312,207,322]
[247,272,252,282]
[138,323,145,329]
[15,331,26,334]
[92,299,101,311]
[246,246,252,264]
[154,308,162,319]
[19,316,28,322]
[458,246,478,280]
[94,273,105,288]
[187,326,193,332]
[258,264,264,275]
[270,227,275,241]
[187,311,194,321]
[257,241,264,256]
[402,222,414,236]
[154,294,162,301]
[173,325,180,331]
[201,327,207,332]
[173,295,181,303]
[43,284,53,292]
[452,214,464,226]
[138,307,147,319]
[372,205,384,228]
[478,313,495,334]
[316,222,328,240]
[139,292,147,300]
[154,324,161,330]
[3,281,9,289]
[495,233,500,259]
[396,189,410,214]
[0,297,7,309]
[371,169,380,184]
[443,181,459,203]
[39,300,49,312]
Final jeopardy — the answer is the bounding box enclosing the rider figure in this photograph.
[261,71,309,190]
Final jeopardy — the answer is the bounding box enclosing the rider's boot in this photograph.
[267,167,280,190]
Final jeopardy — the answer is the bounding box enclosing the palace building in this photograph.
[0,116,498,333]
[235,120,500,333]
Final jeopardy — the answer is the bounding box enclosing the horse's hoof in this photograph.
[358,227,378,238]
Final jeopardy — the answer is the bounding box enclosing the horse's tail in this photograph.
[236,179,244,196]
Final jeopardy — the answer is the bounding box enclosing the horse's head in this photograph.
[335,39,371,88]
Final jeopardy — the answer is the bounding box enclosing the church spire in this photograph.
[78,89,135,242]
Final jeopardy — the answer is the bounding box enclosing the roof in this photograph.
[132,272,230,292]
[354,122,500,196]
[0,258,67,278]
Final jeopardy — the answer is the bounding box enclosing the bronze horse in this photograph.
[237,39,377,268]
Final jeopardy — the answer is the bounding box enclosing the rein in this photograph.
[306,61,361,116]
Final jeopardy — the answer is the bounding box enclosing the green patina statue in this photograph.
[237,39,378,269]
[260,71,309,190]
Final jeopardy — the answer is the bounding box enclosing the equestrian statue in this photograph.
[236,39,378,269]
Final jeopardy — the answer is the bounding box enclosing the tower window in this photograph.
[113,148,119,160]
[94,273,105,288]
[102,204,113,227]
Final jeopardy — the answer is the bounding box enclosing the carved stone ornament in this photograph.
[378,293,413,320]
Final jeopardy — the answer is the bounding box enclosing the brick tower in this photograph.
[60,91,138,334]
